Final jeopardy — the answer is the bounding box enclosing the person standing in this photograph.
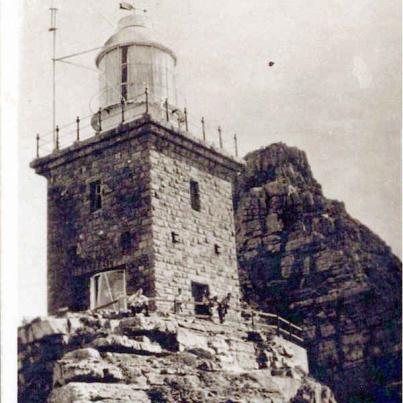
[218,293,232,323]
[173,288,183,314]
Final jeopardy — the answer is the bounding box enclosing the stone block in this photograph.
[264,181,287,196]
[62,348,101,361]
[119,316,178,336]
[53,358,124,386]
[177,328,214,355]
[20,317,69,344]
[266,214,283,233]
[90,335,162,355]
[48,383,151,403]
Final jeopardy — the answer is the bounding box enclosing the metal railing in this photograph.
[34,87,241,160]
[91,295,304,347]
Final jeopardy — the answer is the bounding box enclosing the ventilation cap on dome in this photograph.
[117,13,148,30]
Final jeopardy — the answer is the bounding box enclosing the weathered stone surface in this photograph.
[62,348,101,361]
[32,118,243,316]
[54,355,125,386]
[90,334,162,355]
[18,317,69,344]
[291,376,337,403]
[118,315,178,335]
[177,327,214,353]
[18,311,335,402]
[48,383,150,403]
[148,142,242,316]
[234,143,402,402]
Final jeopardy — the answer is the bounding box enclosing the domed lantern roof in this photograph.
[93,12,178,130]
[95,14,177,67]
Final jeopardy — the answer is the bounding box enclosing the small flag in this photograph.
[120,2,134,10]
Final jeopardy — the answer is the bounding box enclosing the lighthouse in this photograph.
[31,11,243,317]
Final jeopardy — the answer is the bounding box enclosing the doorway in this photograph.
[90,269,127,310]
[191,281,210,316]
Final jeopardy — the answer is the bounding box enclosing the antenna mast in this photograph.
[49,1,58,149]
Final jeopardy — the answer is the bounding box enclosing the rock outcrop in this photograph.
[234,143,402,402]
[18,311,336,403]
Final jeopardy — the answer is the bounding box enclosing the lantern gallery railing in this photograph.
[91,295,305,347]
[34,87,241,160]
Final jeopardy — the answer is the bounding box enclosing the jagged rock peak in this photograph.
[235,143,402,402]
[242,143,321,193]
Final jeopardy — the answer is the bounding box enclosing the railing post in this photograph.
[145,87,149,114]
[36,134,40,158]
[201,117,206,142]
[276,314,280,336]
[184,107,188,132]
[55,125,60,151]
[218,126,223,148]
[98,107,102,132]
[234,133,239,157]
[164,98,169,122]
[76,116,80,142]
[121,99,125,123]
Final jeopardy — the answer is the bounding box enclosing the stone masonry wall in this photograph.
[35,127,156,313]
[31,118,243,315]
[149,142,241,314]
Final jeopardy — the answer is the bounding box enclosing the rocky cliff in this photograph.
[234,143,402,402]
[18,311,335,403]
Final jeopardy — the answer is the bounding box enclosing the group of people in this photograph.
[201,291,232,323]
[126,288,233,324]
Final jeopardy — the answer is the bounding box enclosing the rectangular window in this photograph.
[121,46,128,100]
[90,180,102,212]
[214,244,221,255]
[191,281,211,316]
[120,231,132,254]
[171,231,180,244]
[190,180,201,211]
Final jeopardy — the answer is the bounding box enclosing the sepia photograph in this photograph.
[1,0,401,401]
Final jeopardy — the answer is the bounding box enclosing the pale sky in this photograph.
[18,0,401,320]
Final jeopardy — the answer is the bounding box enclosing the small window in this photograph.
[121,46,128,100]
[90,180,102,212]
[171,231,180,244]
[214,244,221,255]
[191,282,210,316]
[120,232,132,254]
[190,180,201,211]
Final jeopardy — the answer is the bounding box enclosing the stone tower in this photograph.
[30,13,243,316]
